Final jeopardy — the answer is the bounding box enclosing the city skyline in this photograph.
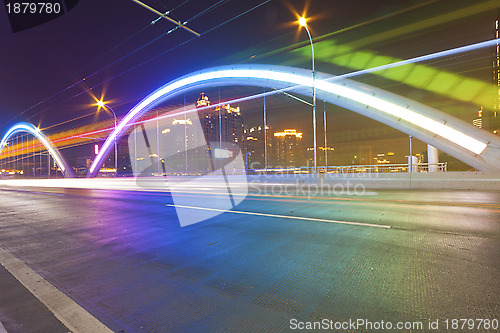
[1,1,499,175]
[0,88,474,176]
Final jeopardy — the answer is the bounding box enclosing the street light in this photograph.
[298,16,317,172]
[95,100,117,177]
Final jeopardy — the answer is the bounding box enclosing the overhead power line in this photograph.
[130,0,201,36]
[2,0,229,127]
[4,0,270,127]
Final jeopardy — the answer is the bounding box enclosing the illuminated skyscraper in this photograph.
[139,104,210,174]
[196,93,215,143]
[272,129,304,167]
[306,146,334,166]
[163,118,193,171]
[473,108,483,128]
[489,15,500,132]
[159,116,210,173]
[196,93,244,146]
[197,92,210,108]
[243,125,271,169]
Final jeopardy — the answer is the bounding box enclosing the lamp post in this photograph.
[96,100,117,176]
[299,16,317,172]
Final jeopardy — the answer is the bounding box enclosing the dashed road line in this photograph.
[0,320,7,333]
[166,204,391,229]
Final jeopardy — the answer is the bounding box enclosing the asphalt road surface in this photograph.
[0,185,498,332]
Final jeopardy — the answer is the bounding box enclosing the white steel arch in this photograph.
[88,65,500,177]
[0,122,75,178]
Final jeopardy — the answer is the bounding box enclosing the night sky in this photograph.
[1,0,498,166]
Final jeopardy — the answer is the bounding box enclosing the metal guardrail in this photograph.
[254,162,448,174]
[1,162,448,179]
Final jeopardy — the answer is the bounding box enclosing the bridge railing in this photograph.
[72,162,448,178]
[253,162,447,174]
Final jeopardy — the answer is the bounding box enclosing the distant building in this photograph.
[197,92,210,108]
[117,136,132,176]
[272,129,304,167]
[244,136,259,169]
[167,118,196,153]
[484,16,500,132]
[243,125,271,169]
[74,154,94,177]
[166,116,215,173]
[306,146,334,166]
[473,108,483,129]
[215,104,244,145]
[492,17,500,131]
[191,93,245,172]
[196,93,244,147]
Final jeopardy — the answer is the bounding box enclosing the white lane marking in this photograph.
[0,246,113,333]
[166,204,391,229]
[0,320,7,333]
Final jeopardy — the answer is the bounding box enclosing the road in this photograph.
[0,185,498,332]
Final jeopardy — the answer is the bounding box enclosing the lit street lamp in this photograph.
[95,100,117,176]
[299,16,317,172]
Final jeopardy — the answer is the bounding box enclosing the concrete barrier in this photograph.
[0,172,499,191]
[246,172,500,191]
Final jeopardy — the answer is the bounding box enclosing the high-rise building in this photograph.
[272,129,304,167]
[131,104,210,174]
[161,116,213,173]
[117,135,132,175]
[306,146,334,166]
[162,118,193,172]
[488,15,500,133]
[473,108,483,128]
[196,93,244,147]
[244,136,259,169]
[243,125,271,169]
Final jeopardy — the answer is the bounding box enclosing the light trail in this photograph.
[28,34,499,144]
[327,38,500,82]
[8,32,497,153]
[90,64,493,176]
[0,123,72,176]
[1,178,499,211]
[40,38,495,173]
[2,38,498,173]
[1,89,282,164]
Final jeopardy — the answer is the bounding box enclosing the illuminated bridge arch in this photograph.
[0,122,75,178]
[88,65,500,177]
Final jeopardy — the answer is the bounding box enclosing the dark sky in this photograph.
[0,0,309,130]
[1,0,498,166]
